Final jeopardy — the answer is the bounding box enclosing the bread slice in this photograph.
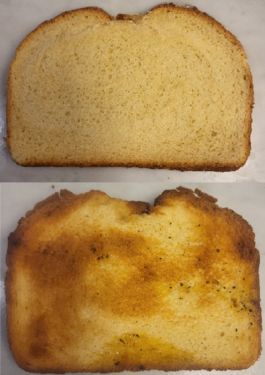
[5,4,253,171]
[5,187,261,372]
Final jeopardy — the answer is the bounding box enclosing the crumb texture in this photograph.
[6,4,253,170]
[5,187,261,373]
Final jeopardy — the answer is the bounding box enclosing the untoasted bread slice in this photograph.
[6,188,261,372]
[6,4,253,170]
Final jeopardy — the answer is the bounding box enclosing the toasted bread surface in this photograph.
[5,188,261,372]
[6,4,253,170]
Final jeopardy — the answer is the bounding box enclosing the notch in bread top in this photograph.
[6,4,253,170]
[5,187,261,372]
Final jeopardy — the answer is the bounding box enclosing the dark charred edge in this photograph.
[116,14,142,21]
[6,230,24,269]
[127,201,152,215]
[116,14,134,21]
[194,189,218,203]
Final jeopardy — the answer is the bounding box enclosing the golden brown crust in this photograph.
[5,4,253,171]
[5,158,247,172]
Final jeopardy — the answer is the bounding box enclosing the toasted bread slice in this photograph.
[6,4,253,170]
[6,187,261,372]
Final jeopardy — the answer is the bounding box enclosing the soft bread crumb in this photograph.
[6,5,253,170]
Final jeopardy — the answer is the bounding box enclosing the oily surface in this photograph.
[6,4,253,170]
[6,188,261,372]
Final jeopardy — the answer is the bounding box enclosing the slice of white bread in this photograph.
[6,187,261,372]
[5,4,253,170]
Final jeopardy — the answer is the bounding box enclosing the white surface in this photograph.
[0,0,265,182]
[1,183,265,374]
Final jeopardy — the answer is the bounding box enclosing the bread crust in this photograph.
[5,158,248,171]
[5,188,261,372]
[5,4,253,171]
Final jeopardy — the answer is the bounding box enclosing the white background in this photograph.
[1,183,265,374]
[0,0,265,182]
